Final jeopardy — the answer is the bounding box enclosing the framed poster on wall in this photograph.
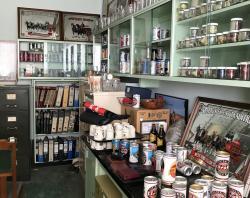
[62,12,99,42]
[181,97,250,185]
[18,7,61,40]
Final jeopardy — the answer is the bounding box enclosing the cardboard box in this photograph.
[95,175,122,198]
[121,106,170,134]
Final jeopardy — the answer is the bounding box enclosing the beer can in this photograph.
[161,188,176,198]
[157,48,163,60]
[155,150,164,173]
[120,35,124,47]
[123,34,127,47]
[228,179,244,198]
[133,94,140,108]
[129,142,139,163]
[195,179,209,198]
[201,175,214,198]
[172,182,186,198]
[144,176,158,198]
[126,34,130,46]
[40,54,44,62]
[211,180,227,197]
[151,61,156,75]
[176,161,192,176]
[162,153,177,185]
[156,60,162,75]
[143,148,153,166]
[189,184,204,198]
[215,151,230,181]
[112,139,120,156]
[166,142,174,154]
[160,28,167,39]
[176,147,188,162]
[175,176,187,185]
[19,52,24,62]
[160,60,165,75]
[172,144,180,154]
[184,160,201,175]
[120,140,130,158]
[153,27,159,41]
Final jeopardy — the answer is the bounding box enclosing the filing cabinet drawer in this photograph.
[0,88,29,111]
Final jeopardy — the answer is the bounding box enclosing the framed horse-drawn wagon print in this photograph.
[18,7,61,40]
[180,97,250,187]
[62,12,99,42]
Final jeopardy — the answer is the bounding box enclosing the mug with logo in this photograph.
[94,126,105,141]
[90,125,97,136]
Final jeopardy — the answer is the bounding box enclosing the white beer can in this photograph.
[144,176,158,198]
[228,179,244,198]
[189,184,204,198]
[211,180,227,198]
[215,151,230,181]
[173,182,186,198]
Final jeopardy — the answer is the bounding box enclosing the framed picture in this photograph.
[18,7,61,40]
[180,97,250,184]
[62,12,99,42]
[107,0,118,17]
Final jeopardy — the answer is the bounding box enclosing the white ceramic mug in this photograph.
[95,142,104,150]
[122,126,130,138]
[101,125,108,139]
[115,129,123,139]
[90,125,97,136]
[90,140,96,149]
[128,125,136,138]
[94,126,105,141]
[106,127,114,140]
[106,142,112,149]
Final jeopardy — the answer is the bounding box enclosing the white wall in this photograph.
[0,0,102,41]
[152,81,250,114]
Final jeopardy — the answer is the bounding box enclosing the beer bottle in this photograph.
[157,125,166,150]
[149,124,157,144]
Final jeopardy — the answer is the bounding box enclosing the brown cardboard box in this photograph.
[121,106,170,134]
[95,175,122,198]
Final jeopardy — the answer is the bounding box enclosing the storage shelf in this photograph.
[113,73,250,88]
[151,37,171,44]
[120,46,130,50]
[177,1,250,25]
[35,107,80,110]
[176,41,250,52]
[101,58,108,61]
[36,132,79,137]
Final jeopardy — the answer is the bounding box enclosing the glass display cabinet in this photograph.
[18,39,93,79]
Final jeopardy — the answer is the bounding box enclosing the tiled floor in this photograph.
[20,165,84,198]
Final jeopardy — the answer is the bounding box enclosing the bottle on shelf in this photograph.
[149,123,157,144]
[157,124,166,150]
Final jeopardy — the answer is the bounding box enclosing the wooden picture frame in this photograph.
[18,7,61,40]
[62,12,99,42]
[107,0,118,17]
[180,97,250,184]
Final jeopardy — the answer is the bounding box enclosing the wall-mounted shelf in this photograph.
[151,37,171,44]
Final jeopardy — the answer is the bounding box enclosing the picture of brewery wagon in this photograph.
[181,97,250,179]
[63,13,99,42]
[18,8,61,40]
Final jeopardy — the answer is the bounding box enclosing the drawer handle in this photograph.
[7,126,18,130]
[6,104,17,108]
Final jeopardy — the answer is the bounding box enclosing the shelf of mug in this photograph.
[176,41,250,52]
[35,107,80,110]
[84,133,143,143]
[151,37,171,44]
[36,132,80,137]
[113,73,250,88]
[177,1,250,25]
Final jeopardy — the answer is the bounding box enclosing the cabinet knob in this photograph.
[7,126,18,130]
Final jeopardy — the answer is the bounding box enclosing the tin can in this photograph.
[123,34,127,47]
[160,60,165,75]
[126,34,130,46]
[112,139,120,156]
[160,28,166,39]
[23,52,28,62]
[189,184,204,198]
[133,94,140,108]
[40,54,44,62]
[211,181,227,198]
[144,176,158,198]
[161,188,176,198]
[156,60,162,75]
[215,151,230,181]
[157,48,163,60]
[201,175,214,198]
[155,150,164,173]
[228,179,244,198]
[129,142,139,163]
[120,35,124,47]
[239,62,250,81]
[177,147,188,162]
[166,142,174,154]
[195,179,209,198]
[175,176,187,185]
[162,153,177,185]
[151,61,156,75]
[143,148,153,166]
[172,144,180,154]
[120,140,130,159]
[176,161,192,176]
[153,27,159,41]
[173,182,186,198]
[184,160,201,175]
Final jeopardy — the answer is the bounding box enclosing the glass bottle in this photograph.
[157,124,166,150]
[149,123,157,144]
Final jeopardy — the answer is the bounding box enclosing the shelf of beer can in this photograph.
[36,132,80,137]
[35,107,80,110]
[151,37,171,44]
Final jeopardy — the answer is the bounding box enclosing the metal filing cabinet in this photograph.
[0,86,31,181]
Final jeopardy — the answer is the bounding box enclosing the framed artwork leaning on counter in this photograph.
[180,97,250,187]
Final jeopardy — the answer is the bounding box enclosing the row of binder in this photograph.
[36,110,79,134]
[36,136,79,163]
[35,85,79,108]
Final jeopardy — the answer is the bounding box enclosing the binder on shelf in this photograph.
[38,139,44,162]
[35,140,39,162]
[35,87,41,107]
[49,88,57,107]
[68,86,75,107]
[55,86,64,107]
[68,138,73,159]
[36,110,41,134]
[48,138,54,162]
[53,138,59,161]
[62,85,70,108]
[48,111,53,133]
[58,137,64,160]
[51,111,58,133]
[63,110,70,132]
[68,111,76,132]
[43,88,51,107]
[57,110,64,132]
[40,110,44,134]
[73,87,79,107]
[43,136,49,162]
[75,139,79,157]
[39,87,47,107]
[63,139,68,159]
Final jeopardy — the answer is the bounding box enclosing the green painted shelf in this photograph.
[177,1,250,25]
[113,73,250,88]
[151,37,171,44]
[176,41,250,52]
